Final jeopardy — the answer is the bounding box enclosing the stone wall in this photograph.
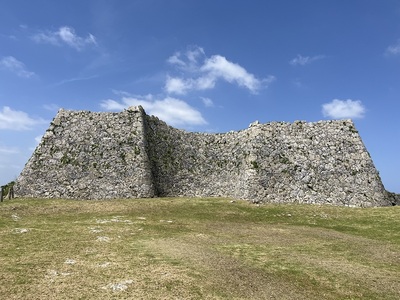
[14,106,392,207]
[387,192,400,206]
[15,106,154,199]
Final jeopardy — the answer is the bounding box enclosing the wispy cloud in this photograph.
[34,135,42,144]
[101,94,207,127]
[165,46,275,95]
[0,33,18,41]
[322,99,365,119]
[0,146,19,154]
[54,74,99,86]
[0,56,35,78]
[200,97,214,108]
[32,26,97,51]
[43,103,60,111]
[292,78,304,88]
[167,46,205,72]
[0,106,47,130]
[28,135,43,151]
[385,40,400,55]
[289,54,325,66]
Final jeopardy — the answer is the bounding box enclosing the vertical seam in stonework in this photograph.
[12,108,391,206]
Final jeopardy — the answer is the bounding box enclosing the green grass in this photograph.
[0,197,399,299]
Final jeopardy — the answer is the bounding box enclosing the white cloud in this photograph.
[322,99,366,119]
[165,76,194,95]
[202,55,275,93]
[289,54,325,66]
[0,56,35,78]
[104,47,274,128]
[100,99,126,111]
[165,46,274,95]
[0,106,47,130]
[386,40,400,55]
[167,53,186,67]
[200,97,214,107]
[101,95,207,127]
[32,26,97,51]
[167,46,205,72]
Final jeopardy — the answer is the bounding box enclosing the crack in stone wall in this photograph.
[14,106,391,207]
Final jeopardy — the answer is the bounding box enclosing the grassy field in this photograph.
[0,197,399,299]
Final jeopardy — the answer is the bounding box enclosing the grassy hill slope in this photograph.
[1,198,399,299]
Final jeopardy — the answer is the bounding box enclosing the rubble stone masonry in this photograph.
[14,106,392,207]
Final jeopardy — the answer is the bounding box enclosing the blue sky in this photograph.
[0,0,399,193]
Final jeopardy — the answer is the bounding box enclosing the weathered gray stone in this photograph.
[14,106,392,207]
[386,192,400,206]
